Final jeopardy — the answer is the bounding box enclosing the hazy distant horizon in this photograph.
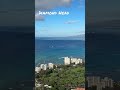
[35,34,85,40]
[35,33,85,37]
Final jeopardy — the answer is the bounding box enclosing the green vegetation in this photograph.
[35,65,85,90]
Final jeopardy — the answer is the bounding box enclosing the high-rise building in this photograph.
[40,64,47,70]
[87,76,100,87]
[87,76,114,90]
[78,58,83,63]
[35,67,41,73]
[71,58,78,64]
[40,64,44,69]
[109,79,113,88]
[64,57,83,65]
[103,77,113,88]
[101,79,106,88]
[97,82,102,90]
[48,63,54,69]
[43,64,47,70]
[64,57,71,65]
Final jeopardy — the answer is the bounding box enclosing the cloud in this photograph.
[35,13,44,21]
[35,0,71,11]
[65,20,80,24]
[76,0,85,8]
[35,0,72,21]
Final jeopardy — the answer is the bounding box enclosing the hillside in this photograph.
[35,65,85,90]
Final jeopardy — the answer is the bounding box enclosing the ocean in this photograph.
[35,39,85,65]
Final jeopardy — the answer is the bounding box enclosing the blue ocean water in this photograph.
[35,39,85,65]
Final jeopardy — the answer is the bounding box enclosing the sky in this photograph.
[35,0,85,37]
[0,0,34,27]
[87,0,120,24]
